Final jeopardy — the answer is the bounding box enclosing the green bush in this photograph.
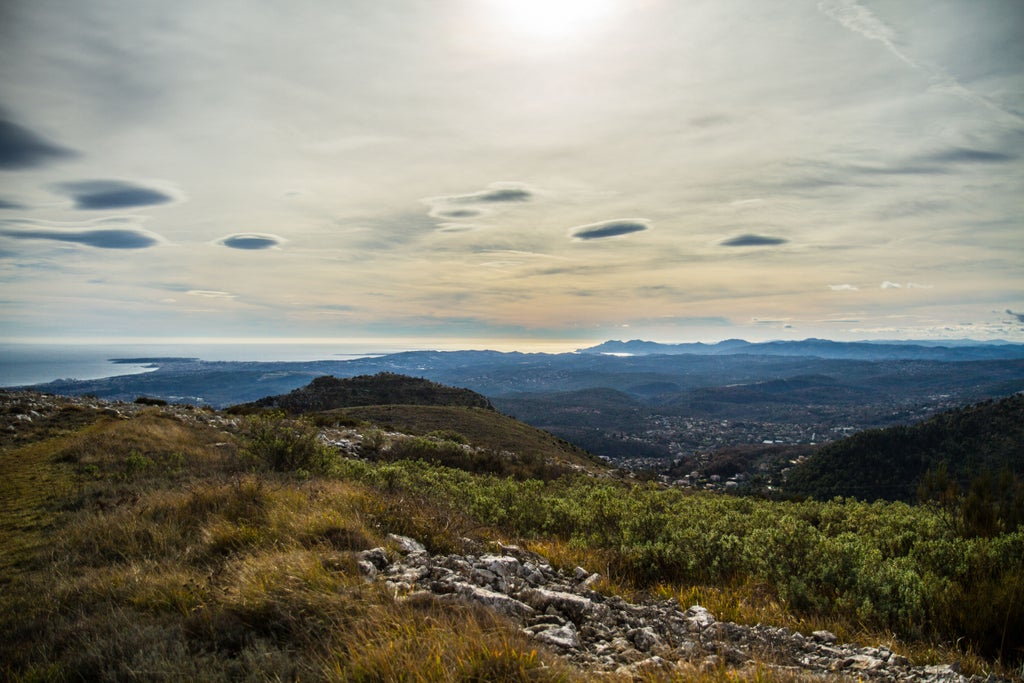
[331,458,1024,661]
[242,412,336,474]
[425,429,468,444]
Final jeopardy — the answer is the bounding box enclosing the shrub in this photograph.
[425,429,468,444]
[241,412,336,474]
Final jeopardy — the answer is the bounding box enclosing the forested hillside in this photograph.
[236,372,494,413]
[786,394,1024,509]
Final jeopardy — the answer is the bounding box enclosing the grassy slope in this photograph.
[329,404,609,474]
[3,401,1021,680]
[0,408,579,682]
[0,429,88,582]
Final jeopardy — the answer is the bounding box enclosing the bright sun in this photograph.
[482,0,617,44]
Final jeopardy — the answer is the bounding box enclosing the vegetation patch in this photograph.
[2,394,1021,680]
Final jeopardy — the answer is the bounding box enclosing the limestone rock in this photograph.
[534,621,580,649]
[684,605,716,630]
[345,532,998,682]
[452,582,535,619]
[387,534,426,555]
[358,547,389,569]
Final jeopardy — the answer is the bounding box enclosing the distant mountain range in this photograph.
[577,338,1024,361]
[18,338,1024,465]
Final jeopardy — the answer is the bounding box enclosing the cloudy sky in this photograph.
[1,0,1022,349]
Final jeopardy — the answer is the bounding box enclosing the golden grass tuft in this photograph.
[323,594,575,682]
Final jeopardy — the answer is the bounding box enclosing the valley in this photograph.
[20,340,1024,497]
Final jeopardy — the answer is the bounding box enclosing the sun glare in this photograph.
[482,0,617,44]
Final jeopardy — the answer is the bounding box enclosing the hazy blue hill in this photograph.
[785,393,1024,502]
[494,387,642,423]
[30,362,332,406]
[577,338,1024,361]
[577,339,752,355]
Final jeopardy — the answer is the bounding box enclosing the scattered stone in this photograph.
[628,626,662,651]
[386,534,426,555]
[617,655,668,677]
[848,654,885,671]
[520,587,599,623]
[358,547,389,569]
[701,654,720,672]
[534,621,580,649]
[684,604,716,630]
[356,532,1000,681]
[453,582,535,619]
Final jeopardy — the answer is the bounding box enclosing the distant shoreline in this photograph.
[109,357,200,364]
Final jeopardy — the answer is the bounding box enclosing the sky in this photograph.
[1,0,1023,350]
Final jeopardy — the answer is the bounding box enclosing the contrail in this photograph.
[818,0,1023,124]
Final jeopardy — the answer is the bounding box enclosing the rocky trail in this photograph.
[363,534,1005,682]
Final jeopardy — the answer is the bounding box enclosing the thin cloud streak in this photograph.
[818,0,1024,123]
[1,225,161,249]
[720,234,788,247]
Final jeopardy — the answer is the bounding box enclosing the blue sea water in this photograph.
[0,342,417,387]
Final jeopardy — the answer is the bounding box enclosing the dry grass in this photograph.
[3,406,1017,681]
[0,412,575,682]
[0,436,79,579]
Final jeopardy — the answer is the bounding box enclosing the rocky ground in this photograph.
[0,389,238,439]
[363,535,1004,682]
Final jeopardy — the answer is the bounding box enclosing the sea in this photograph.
[0,338,587,388]
[0,341,417,388]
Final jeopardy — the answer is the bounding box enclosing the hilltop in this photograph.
[235,372,494,413]
[231,373,604,479]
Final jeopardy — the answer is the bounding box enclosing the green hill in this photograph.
[233,374,607,480]
[234,372,494,413]
[785,393,1024,503]
[329,404,607,477]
